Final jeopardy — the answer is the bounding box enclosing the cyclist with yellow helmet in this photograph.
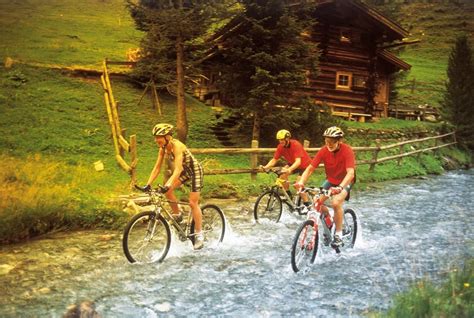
[295,126,356,248]
[260,129,312,211]
[143,123,205,250]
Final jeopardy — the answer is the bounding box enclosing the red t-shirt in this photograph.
[274,139,311,169]
[310,143,355,184]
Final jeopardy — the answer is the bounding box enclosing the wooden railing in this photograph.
[188,132,457,177]
[101,59,138,183]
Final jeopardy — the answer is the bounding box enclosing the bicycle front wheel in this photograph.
[342,208,358,248]
[291,220,319,273]
[123,211,171,263]
[191,204,226,248]
[253,189,283,222]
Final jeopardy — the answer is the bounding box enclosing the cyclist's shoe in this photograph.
[323,234,330,246]
[331,235,344,249]
[299,205,310,215]
[172,213,183,224]
[194,233,204,250]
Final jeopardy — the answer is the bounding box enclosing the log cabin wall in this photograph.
[303,23,375,116]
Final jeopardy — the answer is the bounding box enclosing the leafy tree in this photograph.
[442,34,474,150]
[210,0,319,143]
[126,0,233,142]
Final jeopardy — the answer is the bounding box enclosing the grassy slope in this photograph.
[0,0,140,68]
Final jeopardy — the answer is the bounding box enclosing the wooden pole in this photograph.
[369,139,381,172]
[130,134,137,186]
[250,140,258,180]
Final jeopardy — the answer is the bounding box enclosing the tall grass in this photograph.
[0,154,128,243]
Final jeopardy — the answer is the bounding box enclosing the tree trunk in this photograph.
[176,34,188,142]
[252,111,261,143]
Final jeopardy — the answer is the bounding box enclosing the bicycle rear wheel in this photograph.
[123,211,171,263]
[191,204,226,248]
[291,219,319,273]
[342,208,358,248]
[253,189,283,222]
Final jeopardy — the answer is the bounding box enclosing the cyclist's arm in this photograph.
[299,164,316,185]
[285,157,301,173]
[164,142,185,188]
[339,167,355,188]
[262,158,278,170]
[146,148,165,186]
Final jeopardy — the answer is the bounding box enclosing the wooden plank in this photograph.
[118,135,130,152]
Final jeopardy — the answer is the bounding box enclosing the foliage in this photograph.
[376,259,474,318]
[210,0,318,141]
[442,35,474,150]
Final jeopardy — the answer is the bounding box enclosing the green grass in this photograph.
[0,0,142,68]
[372,259,474,318]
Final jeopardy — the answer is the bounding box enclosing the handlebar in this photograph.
[134,184,169,194]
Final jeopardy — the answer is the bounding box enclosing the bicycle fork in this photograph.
[300,216,319,251]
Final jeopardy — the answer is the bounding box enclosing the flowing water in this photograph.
[1,170,473,317]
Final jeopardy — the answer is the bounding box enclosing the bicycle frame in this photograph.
[268,169,301,211]
[147,191,194,242]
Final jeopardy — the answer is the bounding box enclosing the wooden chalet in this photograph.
[195,0,413,122]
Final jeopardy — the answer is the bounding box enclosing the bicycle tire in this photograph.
[253,189,283,222]
[123,211,171,263]
[342,208,358,248]
[291,219,319,273]
[190,204,226,248]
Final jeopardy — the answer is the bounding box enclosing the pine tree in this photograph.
[443,35,474,150]
[127,0,232,142]
[211,0,318,143]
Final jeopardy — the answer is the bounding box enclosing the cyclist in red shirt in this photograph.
[295,126,355,248]
[260,129,312,211]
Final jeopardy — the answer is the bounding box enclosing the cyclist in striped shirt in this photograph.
[144,123,205,250]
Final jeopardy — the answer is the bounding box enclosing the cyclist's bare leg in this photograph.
[189,191,202,232]
[280,166,291,191]
[331,190,348,232]
[165,179,183,215]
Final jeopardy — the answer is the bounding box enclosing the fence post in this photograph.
[303,139,310,149]
[250,139,258,180]
[130,134,137,186]
[397,138,404,166]
[369,139,381,172]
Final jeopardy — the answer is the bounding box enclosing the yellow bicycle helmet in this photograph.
[323,126,344,138]
[276,129,291,140]
[152,123,174,136]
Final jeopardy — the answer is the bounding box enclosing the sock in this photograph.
[336,231,342,238]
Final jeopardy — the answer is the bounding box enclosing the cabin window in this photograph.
[336,72,352,90]
[340,28,351,43]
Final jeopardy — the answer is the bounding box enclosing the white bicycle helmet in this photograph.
[152,123,174,136]
[323,126,344,138]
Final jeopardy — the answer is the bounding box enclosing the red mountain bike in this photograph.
[290,187,358,273]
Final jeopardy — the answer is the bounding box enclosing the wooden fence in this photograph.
[101,59,138,183]
[188,132,457,178]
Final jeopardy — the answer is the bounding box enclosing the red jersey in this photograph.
[274,139,311,169]
[310,143,355,184]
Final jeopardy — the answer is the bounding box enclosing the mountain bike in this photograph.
[122,185,226,263]
[254,167,313,223]
[290,187,358,273]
